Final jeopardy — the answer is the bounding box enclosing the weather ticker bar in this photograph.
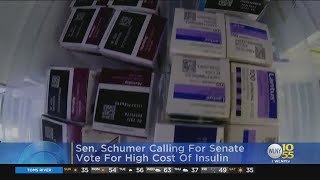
[62,166,255,174]
[14,166,255,174]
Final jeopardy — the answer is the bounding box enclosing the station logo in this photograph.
[267,144,294,164]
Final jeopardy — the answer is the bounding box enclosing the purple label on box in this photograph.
[243,130,256,143]
[236,82,241,88]
[176,28,221,44]
[230,23,268,40]
[174,84,225,102]
[268,72,277,119]
[257,70,277,119]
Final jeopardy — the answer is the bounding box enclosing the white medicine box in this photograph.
[230,63,279,125]
[170,8,226,59]
[226,15,273,66]
[166,55,230,120]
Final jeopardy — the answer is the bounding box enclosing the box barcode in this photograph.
[182,59,196,73]
[102,104,116,120]
[255,45,266,60]
[184,11,196,21]
[51,75,60,88]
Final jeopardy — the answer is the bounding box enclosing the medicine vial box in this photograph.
[99,10,166,68]
[93,68,154,138]
[230,63,279,125]
[60,7,115,54]
[46,67,98,123]
[166,55,230,120]
[226,15,273,66]
[42,117,82,143]
[170,8,226,59]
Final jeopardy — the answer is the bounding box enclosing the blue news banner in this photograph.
[1,142,320,165]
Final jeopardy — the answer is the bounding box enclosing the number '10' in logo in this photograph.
[282,144,294,159]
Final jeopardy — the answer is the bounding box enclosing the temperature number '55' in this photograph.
[246,167,254,173]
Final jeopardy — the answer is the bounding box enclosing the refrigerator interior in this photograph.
[0,0,320,142]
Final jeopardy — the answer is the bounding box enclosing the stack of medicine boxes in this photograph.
[160,0,278,143]
[42,0,167,143]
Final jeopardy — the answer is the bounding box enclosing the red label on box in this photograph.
[71,68,89,122]
[137,15,166,61]
[67,124,82,143]
[99,68,152,87]
[86,8,114,45]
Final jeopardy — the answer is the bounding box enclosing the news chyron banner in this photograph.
[0,142,319,164]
